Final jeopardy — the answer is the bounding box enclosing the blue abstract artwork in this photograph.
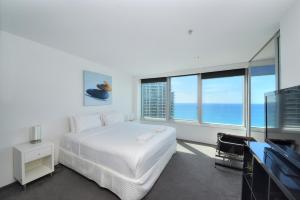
[84,71,112,106]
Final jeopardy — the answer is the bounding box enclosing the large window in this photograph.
[201,70,245,126]
[170,75,198,121]
[141,78,167,120]
[140,66,277,128]
[250,65,276,127]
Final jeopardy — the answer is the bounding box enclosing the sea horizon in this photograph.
[172,102,264,127]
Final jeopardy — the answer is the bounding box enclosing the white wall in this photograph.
[133,63,248,146]
[0,31,133,187]
[280,0,300,89]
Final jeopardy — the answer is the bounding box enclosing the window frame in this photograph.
[248,61,277,132]
[247,32,280,135]
[140,71,248,129]
[199,70,247,127]
[168,74,199,122]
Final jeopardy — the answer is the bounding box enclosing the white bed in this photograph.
[59,121,176,200]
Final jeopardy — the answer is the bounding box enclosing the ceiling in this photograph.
[0,0,295,76]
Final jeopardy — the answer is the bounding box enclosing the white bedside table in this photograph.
[13,141,54,189]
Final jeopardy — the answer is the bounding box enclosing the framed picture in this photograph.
[83,71,112,106]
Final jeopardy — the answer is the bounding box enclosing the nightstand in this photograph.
[13,142,54,189]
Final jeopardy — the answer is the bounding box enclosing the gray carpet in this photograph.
[0,140,242,200]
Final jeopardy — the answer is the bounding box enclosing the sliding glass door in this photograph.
[248,32,280,140]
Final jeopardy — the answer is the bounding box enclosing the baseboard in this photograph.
[0,164,62,190]
[0,181,17,191]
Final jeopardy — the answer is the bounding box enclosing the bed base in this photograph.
[59,143,176,200]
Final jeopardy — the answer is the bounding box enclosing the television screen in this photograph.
[266,85,300,169]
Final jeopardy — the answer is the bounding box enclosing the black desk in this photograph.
[242,141,300,200]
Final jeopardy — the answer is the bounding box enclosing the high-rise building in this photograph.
[170,92,174,119]
[142,82,167,119]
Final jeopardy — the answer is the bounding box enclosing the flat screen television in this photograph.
[265,85,300,169]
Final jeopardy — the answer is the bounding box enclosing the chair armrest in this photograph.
[218,137,245,147]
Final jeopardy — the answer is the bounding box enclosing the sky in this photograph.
[202,76,244,104]
[171,74,275,104]
[171,75,198,103]
[251,75,276,104]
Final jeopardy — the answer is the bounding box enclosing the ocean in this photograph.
[172,103,264,127]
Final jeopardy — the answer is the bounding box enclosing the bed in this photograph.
[59,119,176,200]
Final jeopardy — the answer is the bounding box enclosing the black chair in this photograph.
[215,132,254,171]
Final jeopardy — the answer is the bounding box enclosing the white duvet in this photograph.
[60,122,176,179]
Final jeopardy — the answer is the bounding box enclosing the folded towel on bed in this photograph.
[136,133,155,142]
[136,127,167,143]
[154,127,167,133]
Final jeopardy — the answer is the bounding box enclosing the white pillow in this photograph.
[101,111,124,126]
[71,114,102,133]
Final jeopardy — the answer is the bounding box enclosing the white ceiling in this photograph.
[0,0,295,76]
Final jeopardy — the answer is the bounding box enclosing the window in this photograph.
[201,69,245,126]
[170,75,198,121]
[250,65,276,127]
[141,78,167,120]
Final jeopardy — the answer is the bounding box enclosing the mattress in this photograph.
[60,122,176,179]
